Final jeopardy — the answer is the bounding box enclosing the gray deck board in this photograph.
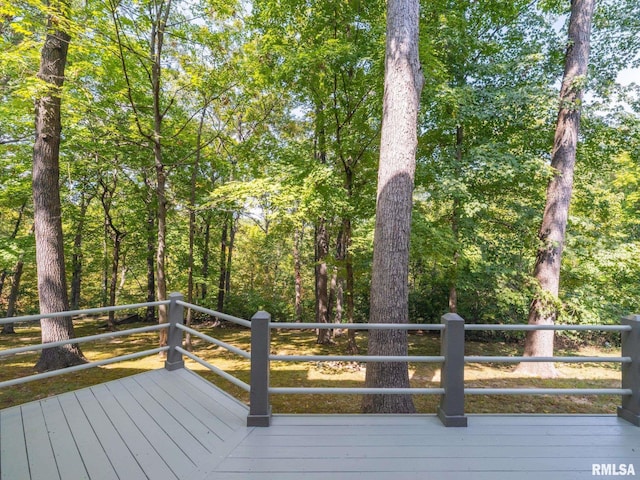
[0,406,30,480]
[1,368,639,480]
[21,401,60,480]
[39,397,89,480]
[57,392,119,480]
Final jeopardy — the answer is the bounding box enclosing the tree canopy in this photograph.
[0,0,638,337]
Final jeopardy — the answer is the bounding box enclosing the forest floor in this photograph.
[0,318,623,415]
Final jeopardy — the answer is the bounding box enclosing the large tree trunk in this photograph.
[362,0,423,413]
[1,258,23,335]
[33,7,86,371]
[516,0,595,378]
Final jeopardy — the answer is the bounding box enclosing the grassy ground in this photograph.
[0,319,623,415]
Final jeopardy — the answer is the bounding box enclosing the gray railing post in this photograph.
[618,314,640,426]
[164,292,185,371]
[248,310,272,427]
[438,313,467,427]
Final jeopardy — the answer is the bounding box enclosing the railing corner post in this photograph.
[248,310,272,427]
[164,292,185,371]
[438,312,467,427]
[618,314,640,427]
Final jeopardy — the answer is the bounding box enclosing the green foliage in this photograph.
[0,0,638,329]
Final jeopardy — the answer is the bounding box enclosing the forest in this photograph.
[1,0,639,342]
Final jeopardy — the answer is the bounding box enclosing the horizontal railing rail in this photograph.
[0,347,169,389]
[175,300,251,328]
[0,298,171,389]
[464,324,631,331]
[1,293,638,429]
[0,300,170,326]
[270,322,445,331]
[240,311,640,427]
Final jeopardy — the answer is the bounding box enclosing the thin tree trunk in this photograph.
[1,258,23,334]
[108,233,123,329]
[448,124,463,313]
[201,213,211,300]
[225,215,235,298]
[0,201,27,303]
[449,199,460,313]
[315,220,330,344]
[217,214,228,313]
[363,0,423,413]
[186,105,206,351]
[293,228,304,322]
[33,3,85,371]
[313,99,331,343]
[101,210,109,307]
[100,175,124,331]
[145,180,156,323]
[70,192,92,310]
[516,0,595,378]
[150,0,173,353]
[0,271,7,302]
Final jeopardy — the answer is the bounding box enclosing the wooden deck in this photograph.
[1,369,638,480]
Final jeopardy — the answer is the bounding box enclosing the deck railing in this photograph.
[1,293,638,429]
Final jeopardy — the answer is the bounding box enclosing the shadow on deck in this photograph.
[1,368,639,480]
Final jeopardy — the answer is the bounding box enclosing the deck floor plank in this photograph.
[102,379,197,479]
[2,368,639,480]
[122,374,214,458]
[0,407,30,480]
[57,391,119,480]
[39,397,89,480]
[21,401,61,480]
[90,383,180,480]
[145,370,241,440]
[74,387,149,480]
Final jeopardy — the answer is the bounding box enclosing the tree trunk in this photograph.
[515,0,595,378]
[315,219,330,344]
[362,0,423,413]
[449,199,460,313]
[1,258,23,335]
[107,232,123,329]
[293,228,304,322]
[33,7,86,371]
[101,211,109,308]
[150,0,173,353]
[186,105,206,351]
[200,213,211,300]
[217,214,229,313]
[448,125,463,313]
[100,175,123,331]
[225,215,236,298]
[0,201,27,306]
[144,180,156,323]
[70,192,91,310]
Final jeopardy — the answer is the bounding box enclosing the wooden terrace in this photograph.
[1,294,639,479]
[3,368,639,480]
